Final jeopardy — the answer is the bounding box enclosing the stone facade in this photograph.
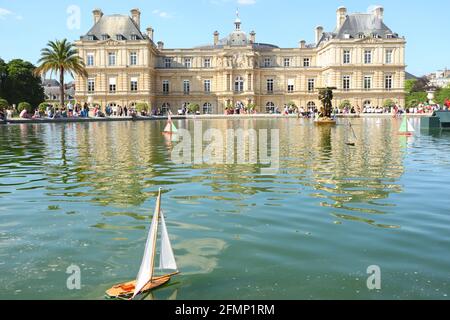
[74,6,406,114]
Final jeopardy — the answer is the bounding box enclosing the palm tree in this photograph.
[34,39,87,108]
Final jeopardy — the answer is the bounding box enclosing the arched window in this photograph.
[203,103,213,114]
[161,103,170,115]
[234,76,244,92]
[307,101,316,110]
[266,102,276,114]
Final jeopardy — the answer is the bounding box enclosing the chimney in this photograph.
[315,26,323,45]
[93,9,103,24]
[131,8,141,29]
[250,31,256,44]
[300,40,306,49]
[214,31,219,46]
[336,6,347,29]
[373,6,384,20]
[157,41,164,50]
[146,27,154,41]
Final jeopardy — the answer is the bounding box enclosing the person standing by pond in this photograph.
[0,108,6,123]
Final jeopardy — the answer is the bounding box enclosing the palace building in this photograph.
[74,6,406,114]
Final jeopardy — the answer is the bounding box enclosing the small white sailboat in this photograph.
[105,188,179,299]
[398,115,415,136]
[345,121,357,146]
[163,112,178,134]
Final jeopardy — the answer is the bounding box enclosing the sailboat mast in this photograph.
[149,188,162,282]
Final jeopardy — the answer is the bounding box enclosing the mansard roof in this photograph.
[336,13,397,39]
[82,14,146,41]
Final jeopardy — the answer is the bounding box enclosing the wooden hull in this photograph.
[105,274,173,299]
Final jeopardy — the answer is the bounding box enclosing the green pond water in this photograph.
[0,118,449,300]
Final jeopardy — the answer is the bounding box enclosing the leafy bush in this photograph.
[17,102,32,113]
[187,103,200,113]
[435,88,450,105]
[383,99,396,109]
[339,100,351,109]
[0,98,9,109]
[38,102,49,113]
[135,102,149,113]
[406,92,427,108]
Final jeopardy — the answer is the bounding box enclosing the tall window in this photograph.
[130,52,137,66]
[130,77,138,92]
[162,80,169,94]
[343,50,351,64]
[284,58,291,67]
[364,75,372,90]
[87,79,95,93]
[247,74,252,91]
[385,75,393,90]
[386,49,393,64]
[364,50,372,64]
[343,75,351,91]
[267,79,274,93]
[184,58,192,68]
[183,80,190,94]
[308,79,315,92]
[303,58,311,67]
[204,79,211,93]
[264,58,272,68]
[87,53,94,66]
[204,58,211,68]
[287,79,295,93]
[164,58,172,68]
[235,76,244,92]
[109,77,116,93]
[203,103,213,114]
[108,52,116,66]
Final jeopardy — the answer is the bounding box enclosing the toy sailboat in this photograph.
[345,121,357,146]
[398,116,415,136]
[105,188,179,299]
[163,113,178,134]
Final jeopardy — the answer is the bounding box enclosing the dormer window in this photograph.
[87,35,95,41]
[116,34,123,41]
[102,34,109,41]
[344,34,351,39]
[131,34,138,41]
[386,34,394,39]
[358,33,365,39]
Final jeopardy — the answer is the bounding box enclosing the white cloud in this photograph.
[0,8,13,19]
[152,9,173,19]
[238,0,257,5]
[0,8,23,20]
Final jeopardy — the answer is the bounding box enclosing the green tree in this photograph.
[34,39,87,109]
[435,88,450,105]
[339,100,351,109]
[135,102,149,114]
[406,91,427,108]
[187,103,200,114]
[17,102,32,113]
[0,58,7,98]
[0,98,8,109]
[2,59,45,108]
[383,99,396,109]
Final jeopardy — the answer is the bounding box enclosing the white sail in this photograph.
[132,193,161,298]
[407,120,415,132]
[159,213,178,271]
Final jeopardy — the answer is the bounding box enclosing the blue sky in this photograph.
[0,0,448,76]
